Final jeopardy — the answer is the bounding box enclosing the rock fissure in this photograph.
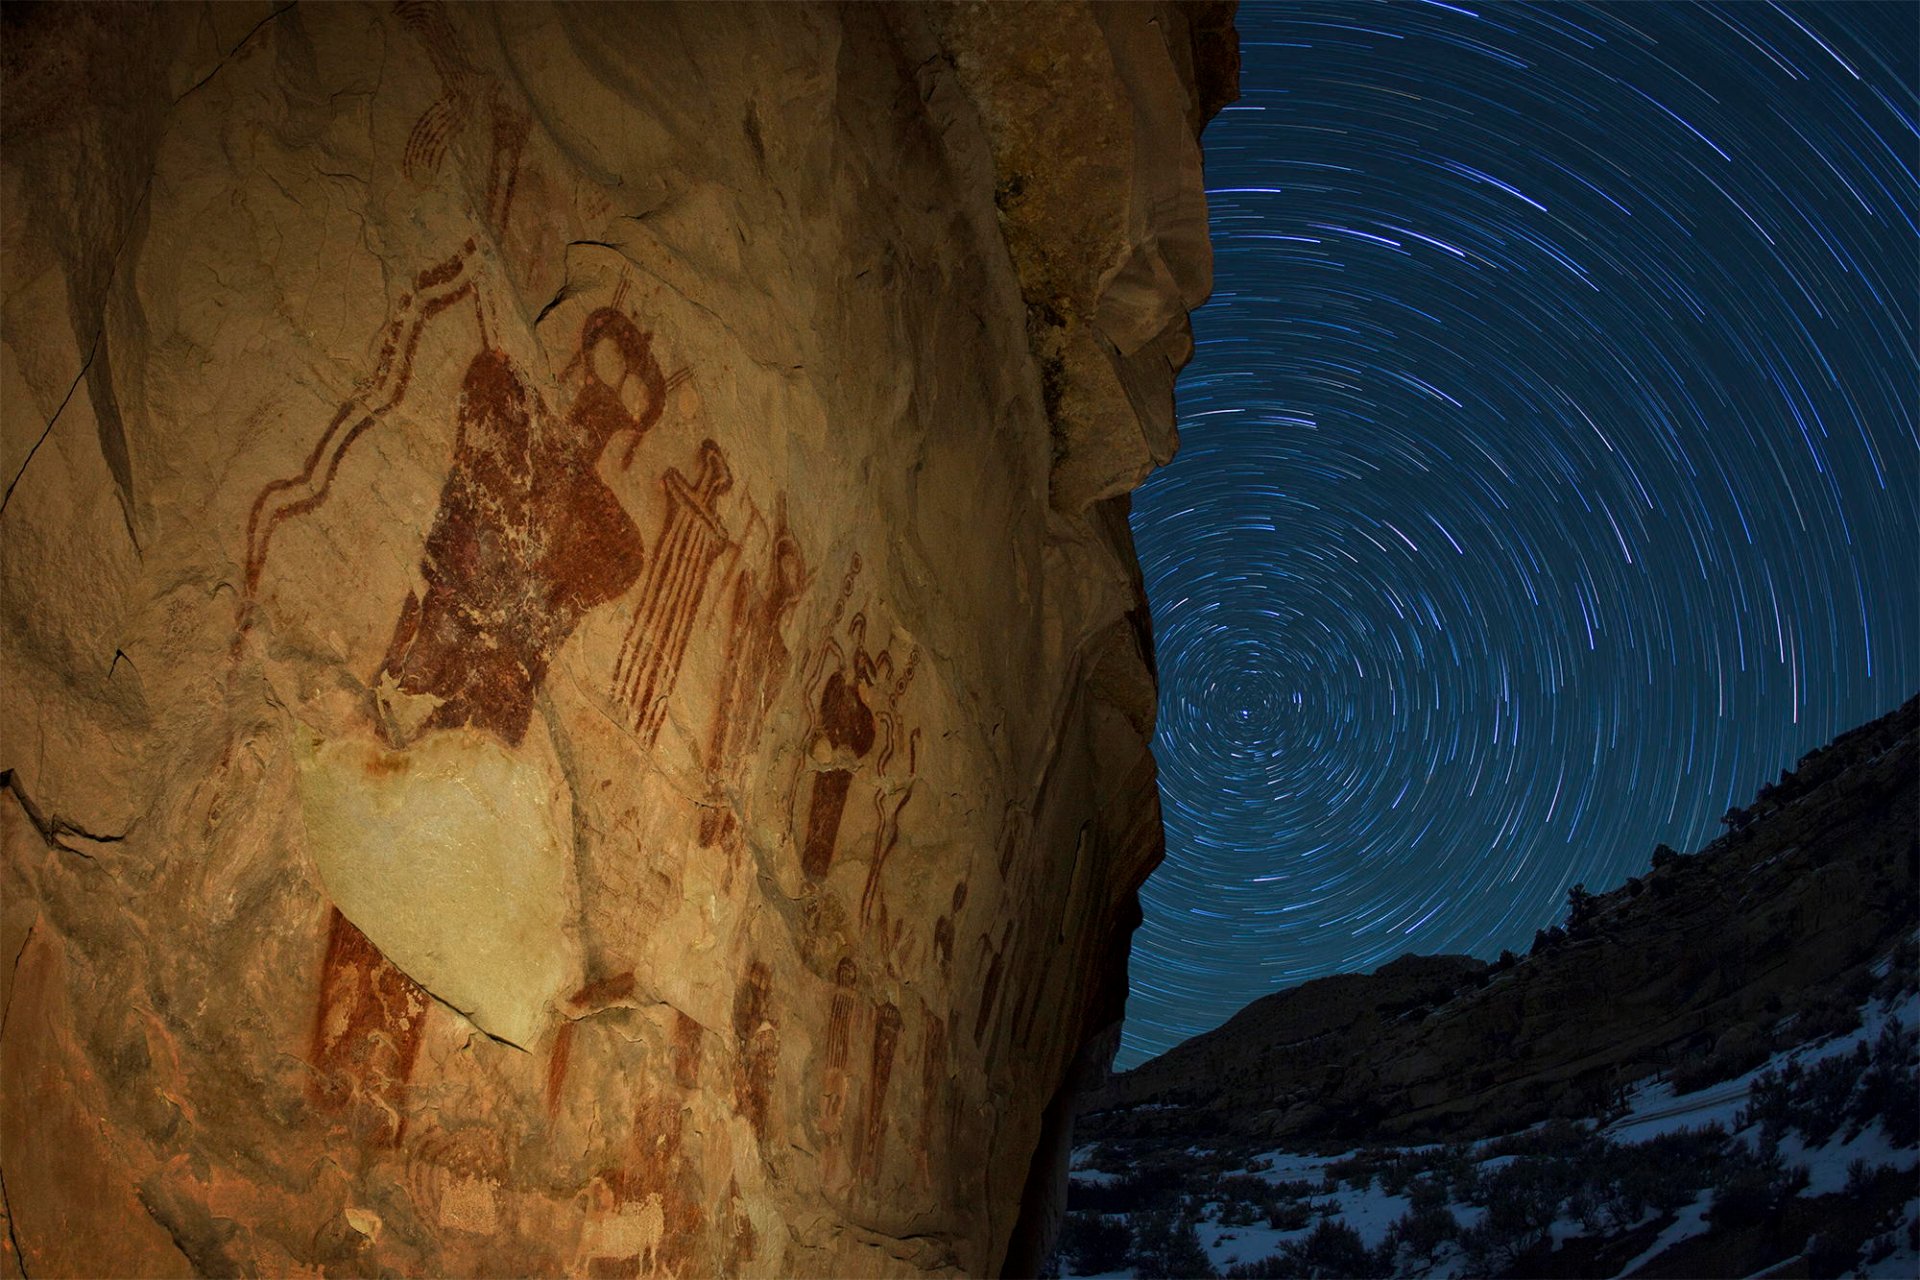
[0,335,100,520]
[170,2,299,107]
[0,1157,31,1280]
[0,771,128,858]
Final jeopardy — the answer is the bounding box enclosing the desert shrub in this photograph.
[1425,1143,1480,1200]
[1612,1123,1730,1214]
[1565,883,1598,937]
[1671,1024,1772,1095]
[1069,1163,1191,1215]
[1612,1154,1697,1218]
[1212,1174,1278,1228]
[1797,1049,1866,1145]
[1129,1210,1216,1279]
[1856,1019,1919,1146]
[1284,1219,1387,1280]
[1327,1149,1393,1192]
[1875,938,1919,1000]
[1057,1212,1131,1276]
[1845,1158,1895,1197]
[1796,995,1866,1043]
[1457,1219,1514,1274]
[1214,1174,1274,1204]
[1376,1149,1435,1197]
[1592,1166,1648,1232]
[1589,1126,1725,1228]
[1742,1052,1829,1142]
[1806,1230,1860,1276]
[1708,1141,1808,1229]
[1741,1018,1918,1149]
[1738,1061,1798,1138]
[1265,1200,1313,1232]
[1384,1201,1459,1262]
[1476,1156,1573,1249]
[1404,1174,1449,1213]
[1487,1117,1603,1162]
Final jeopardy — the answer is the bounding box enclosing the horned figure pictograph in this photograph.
[242,245,721,751]
[240,241,728,1137]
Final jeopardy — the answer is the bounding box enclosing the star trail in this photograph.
[1120,1,1918,1069]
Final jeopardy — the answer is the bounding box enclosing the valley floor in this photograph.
[1059,985,1919,1280]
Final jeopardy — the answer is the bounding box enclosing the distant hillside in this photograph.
[1083,694,1919,1148]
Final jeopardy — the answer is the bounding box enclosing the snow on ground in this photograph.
[1197,1220,1297,1275]
[1336,1187,1416,1249]
[1604,1070,1752,1145]
[1781,1121,1918,1196]
[1598,990,1920,1269]
[1242,1147,1353,1187]
[1609,990,1918,1146]
[1857,1196,1919,1279]
[1610,1188,1714,1279]
[1065,989,1917,1277]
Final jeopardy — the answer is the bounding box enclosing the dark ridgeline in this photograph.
[1083,693,1918,1146]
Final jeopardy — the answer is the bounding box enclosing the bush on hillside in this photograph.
[1383,1201,1459,1262]
[1740,1017,1919,1149]
[1707,1140,1808,1230]
[1056,1212,1131,1276]
[1129,1210,1216,1279]
[1461,1154,1575,1268]
[1565,883,1599,937]
[1068,1163,1191,1215]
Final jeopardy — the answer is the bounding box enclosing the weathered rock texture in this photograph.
[0,3,1235,1275]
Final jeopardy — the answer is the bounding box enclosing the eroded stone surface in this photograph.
[0,3,1234,1274]
[297,726,580,1048]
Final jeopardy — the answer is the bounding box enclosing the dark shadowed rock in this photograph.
[1083,695,1919,1148]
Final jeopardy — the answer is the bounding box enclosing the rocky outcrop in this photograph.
[1083,696,1920,1148]
[0,4,1235,1275]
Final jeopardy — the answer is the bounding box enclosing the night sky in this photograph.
[1121,1,1918,1069]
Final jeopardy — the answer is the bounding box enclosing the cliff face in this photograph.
[0,4,1234,1275]
[1082,696,1920,1149]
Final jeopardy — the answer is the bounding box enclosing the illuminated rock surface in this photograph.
[0,3,1235,1274]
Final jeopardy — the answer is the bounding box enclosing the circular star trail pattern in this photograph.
[1122,1,1918,1069]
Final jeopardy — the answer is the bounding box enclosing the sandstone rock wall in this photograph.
[0,4,1233,1275]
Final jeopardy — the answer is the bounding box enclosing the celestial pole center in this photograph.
[1121,0,1919,1069]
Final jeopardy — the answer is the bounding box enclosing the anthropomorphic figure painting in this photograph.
[394,0,530,237]
[242,243,733,1125]
[371,301,669,750]
[794,565,920,918]
[699,505,807,851]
